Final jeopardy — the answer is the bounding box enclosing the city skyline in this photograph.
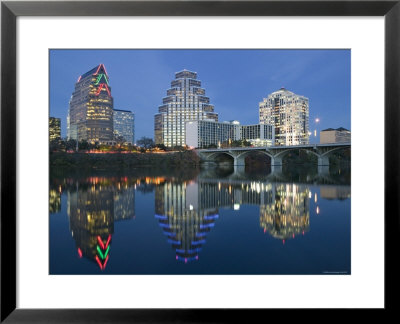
[50,49,351,141]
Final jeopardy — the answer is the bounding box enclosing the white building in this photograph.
[259,88,309,146]
[240,124,275,147]
[186,120,274,148]
[155,70,218,147]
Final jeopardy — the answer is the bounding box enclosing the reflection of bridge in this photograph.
[197,142,351,172]
[199,167,350,185]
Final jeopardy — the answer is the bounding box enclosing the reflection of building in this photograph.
[49,188,61,213]
[320,127,351,144]
[67,178,135,270]
[155,177,307,258]
[198,180,273,210]
[68,185,115,268]
[155,70,218,147]
[185,120,274,148]
[259,184,310,240]
[114,187,135,220]
[259,88,309,146]
[49,117,61,142]
[320,186,351,200]
[155,182,219,262]
[159,178,311,243]
[68,64,114,144]
[113,109,135,144]
[196,178,310,241]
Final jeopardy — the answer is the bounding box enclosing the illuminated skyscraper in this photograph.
[49,117,61,142]
[69,64,114,144]
[155,70,218,147]
[259,88,309,146]
[113,109,135,144]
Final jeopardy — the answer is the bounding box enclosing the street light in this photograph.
[314,117,320,143]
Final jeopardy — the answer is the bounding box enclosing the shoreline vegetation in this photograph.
[49,137,350,172]
[50,149,350,171]
[50,150,201,170]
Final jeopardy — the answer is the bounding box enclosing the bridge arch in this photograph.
[272,148,320,160]
[202,151,235,162]
[235,150,274,160]
[319,146,351,158]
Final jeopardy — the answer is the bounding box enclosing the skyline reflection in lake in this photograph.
[50,166,350,274]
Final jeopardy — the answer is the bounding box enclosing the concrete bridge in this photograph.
[196,142,351,172]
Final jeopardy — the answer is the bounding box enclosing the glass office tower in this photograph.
[259,88,309,146]
[69,64,114,144]
[113,109,135,144]
[155,70,218,147]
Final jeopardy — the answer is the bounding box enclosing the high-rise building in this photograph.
[113,109,135,144]
[68,64,114,145]
[259,88,309,146]
[320,127,351,144]
[155,70,218,147]
[49,117,61,142]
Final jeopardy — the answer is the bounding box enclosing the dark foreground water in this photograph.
[49,164,350,275]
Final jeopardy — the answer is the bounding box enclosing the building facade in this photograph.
[240,124,275,147]
[68,64,114,145]
[320,127,351,144]
[155,70,218,147]
[259,88,309,146]
[49,117,61,142]
[185,120,274,148]
[113,109,135,144]
[186,120,240,148]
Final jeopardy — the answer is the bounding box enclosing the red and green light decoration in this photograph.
[95,234,111,270]
[95,83,111,97]
[93,63,111,97]
[94,63,109,77]
[95,73,109,85]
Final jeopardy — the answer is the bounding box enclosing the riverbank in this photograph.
[50,150,201,170]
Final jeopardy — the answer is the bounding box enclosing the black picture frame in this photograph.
[1,0,399,322]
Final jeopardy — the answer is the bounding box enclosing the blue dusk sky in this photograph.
[50,49,350,141]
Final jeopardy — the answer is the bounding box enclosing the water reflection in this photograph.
[62,177,136,270]
[49,188,61,213]
[155,182,218,263]
[155,180,312,259]
[50,166,350,273]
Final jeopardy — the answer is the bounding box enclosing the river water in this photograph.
[49,164,350,274]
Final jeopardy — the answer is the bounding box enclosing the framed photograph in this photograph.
[1,0,398,321]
